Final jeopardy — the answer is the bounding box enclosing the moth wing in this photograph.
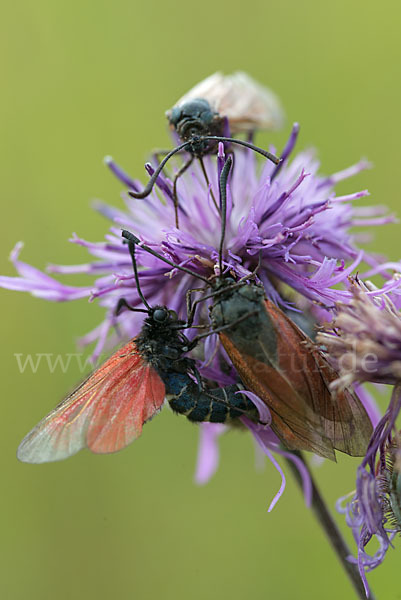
[307,345,373,456]
[17,340,165,463]
[264,299,373,456]
[219,332,337,461]
[173,71,284,133]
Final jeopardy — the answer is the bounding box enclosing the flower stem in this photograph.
[284,452,375,600]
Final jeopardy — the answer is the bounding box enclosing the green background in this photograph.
[1,1,401,598]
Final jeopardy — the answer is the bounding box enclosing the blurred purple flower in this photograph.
[194,423,226,485]
[318,282,401,594]
[337,385,401,596]
[195,390,313,513]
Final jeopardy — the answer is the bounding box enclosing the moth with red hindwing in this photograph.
[122,155,373,461]
[17,237,258,464]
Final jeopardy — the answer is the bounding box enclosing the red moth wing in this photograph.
[87,357,165,454]
[17,340,165,463]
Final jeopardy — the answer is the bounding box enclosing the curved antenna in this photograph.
[122,230,210,285]
[128,141,191,199]
[203,136,280,165]
[218,155,233,276]
[115,298,149,316]
[126,238,151,310]
[127,136,278,204]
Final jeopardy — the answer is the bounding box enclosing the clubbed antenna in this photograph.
[121,230,210,284]
[218,156,233,277]
[126,139,279,201]
[126,237,151,310]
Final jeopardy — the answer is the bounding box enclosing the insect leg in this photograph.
[151,147,186,163]
[198,156,219,212]
[172,155,194,229]
[184,286,220,327]
[203,136,280,165]
[128,141,190,199]
[236,252,262,283]
[187,309,259,349]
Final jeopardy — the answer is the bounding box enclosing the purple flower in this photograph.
[0,124,392,510]
[0,125,392,361]
[194,423,226,485]
[317,279,401,388]
[337,385,401,596]
[195,393,313,513]
[318,281,401,594]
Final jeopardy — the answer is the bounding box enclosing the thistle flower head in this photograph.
[0,123,393,512]
[317,279,401,388]
[337,385,401,595]
[0,125,392,362]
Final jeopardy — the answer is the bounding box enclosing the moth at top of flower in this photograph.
[169,71,284,135]
[124,71,283,227]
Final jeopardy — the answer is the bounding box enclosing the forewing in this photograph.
[87,360,165,454]
[263,299,373,455]
[254,299,372,457]
[173,72,284,133]
[308,346,373,456]
[17,341,165,463]
[219,332,337,461]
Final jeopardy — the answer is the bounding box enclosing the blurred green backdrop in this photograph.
[2,1,401,598]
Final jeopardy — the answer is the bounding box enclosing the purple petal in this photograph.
[194,423,226,485]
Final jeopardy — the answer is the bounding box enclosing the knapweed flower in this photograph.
[0,124,391,509]
[318,281,401,594]
[337,385,401,596]
[0,124,392,359]
[317,279,401,388]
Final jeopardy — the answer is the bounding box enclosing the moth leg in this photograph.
[189,309,259,347]
[185,286,212,326]
[172,155,194,229]
[198,156,219,212]
[151,146,189,164]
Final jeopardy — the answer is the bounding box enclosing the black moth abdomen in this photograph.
[163,372,258,424]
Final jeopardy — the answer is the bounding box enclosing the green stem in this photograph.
[285,452,376,600]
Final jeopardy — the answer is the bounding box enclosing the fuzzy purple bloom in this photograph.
[1,125,392,361]
[317,280,401,388]
[337,385,401,597]
[0,124,392,512]
[319,282,401,594]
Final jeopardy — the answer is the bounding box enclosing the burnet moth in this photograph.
[17,236,258,464]
[123,155,373,461]
[167,71,284,137]
[126,73,281,229]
